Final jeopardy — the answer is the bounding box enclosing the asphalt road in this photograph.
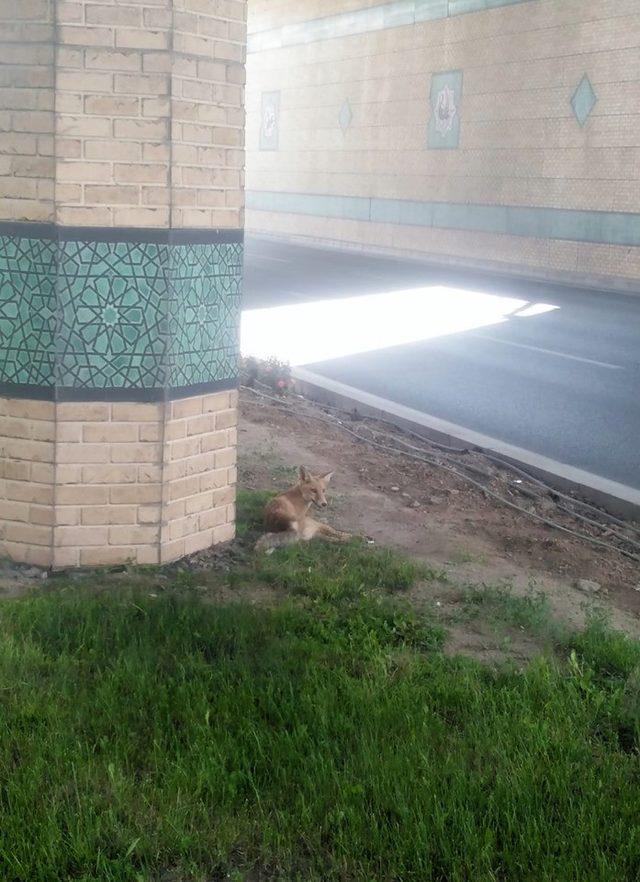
[243,236,640,491]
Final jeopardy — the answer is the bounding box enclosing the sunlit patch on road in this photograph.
[241,285,558,366]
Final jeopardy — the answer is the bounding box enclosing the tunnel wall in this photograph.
[246,0,640,291]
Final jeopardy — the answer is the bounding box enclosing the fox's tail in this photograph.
[254,531,300,553]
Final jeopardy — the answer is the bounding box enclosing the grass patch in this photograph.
[235,488,274,540]
[236,488,441,601]
[460,585,555,634]
[253,541,427,599]
[1,493,640,880]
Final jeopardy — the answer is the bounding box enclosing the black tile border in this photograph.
[0,383,55,402]
[0,378,239,403]
[0,221,244,246]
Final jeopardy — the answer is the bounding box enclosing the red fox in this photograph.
[255,466,352,552]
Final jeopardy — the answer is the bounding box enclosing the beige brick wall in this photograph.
[246,0,640,286]
[0,394,237,569]
[0,398,54,567]
[1,0,247,230]
[52,0,247,229]
[53,401,164,568]
[171,0,247,229]
[54,0,172,227]
[0,0,55,222]
[160,390,237,562]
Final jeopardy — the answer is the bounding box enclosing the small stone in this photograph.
[576,579,601,594]
[411,500,421,508]
[391,486,400,492]
[429,496,446,505]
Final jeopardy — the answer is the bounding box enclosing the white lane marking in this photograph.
[249,255,290,264]
[470,334,623,370]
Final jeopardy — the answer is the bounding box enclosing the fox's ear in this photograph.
[321,471,334,484]
[299,466,311,482]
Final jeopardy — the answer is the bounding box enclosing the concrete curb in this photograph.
[293,367,640,521]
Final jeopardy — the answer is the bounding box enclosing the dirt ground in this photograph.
[239,389,640,647]
[1,388,638,663]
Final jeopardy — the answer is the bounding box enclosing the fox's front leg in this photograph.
[304,520,352,543]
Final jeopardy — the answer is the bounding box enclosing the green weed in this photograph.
[1,497,640,880]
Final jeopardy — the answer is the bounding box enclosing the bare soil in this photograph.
[239,389,640,647]
[2,388,638,664]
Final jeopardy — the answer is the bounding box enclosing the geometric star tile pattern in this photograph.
[56,239,168,390]
[167,243,243,389]
[0,233,242,393]
[0,235,57,386]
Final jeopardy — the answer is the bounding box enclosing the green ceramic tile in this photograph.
[428,70,463,149]
[248,190,640,248]
[166,243,242,389]
[0,235,56,387]
[247,0,536,53]
[0,233,242,393]
[571,74,597,127]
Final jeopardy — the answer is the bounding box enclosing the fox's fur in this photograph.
[255,466,351,552]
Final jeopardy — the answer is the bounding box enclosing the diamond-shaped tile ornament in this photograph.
[571,74,597,127]
[339,99,353,133]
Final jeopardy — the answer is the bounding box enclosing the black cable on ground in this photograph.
[241,386,640,566]
[365,425,640,552]
[286,381,640,539]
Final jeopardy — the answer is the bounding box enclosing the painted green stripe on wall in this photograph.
[248,0,534,53]
[246,190,640,248]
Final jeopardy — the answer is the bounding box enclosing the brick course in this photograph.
[0,394,237,568]
[46,0,246,228]
[0,399,54,566]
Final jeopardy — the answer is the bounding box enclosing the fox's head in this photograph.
[298,466,334,509]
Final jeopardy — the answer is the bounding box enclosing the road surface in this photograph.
[243,236,640,492]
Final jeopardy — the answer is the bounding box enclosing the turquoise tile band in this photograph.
[247,190,640,249]
[0,225,242,400]
[0,234,56,389]
[248,0,534,52]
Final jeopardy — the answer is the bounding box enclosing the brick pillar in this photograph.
[0,0,247,568]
